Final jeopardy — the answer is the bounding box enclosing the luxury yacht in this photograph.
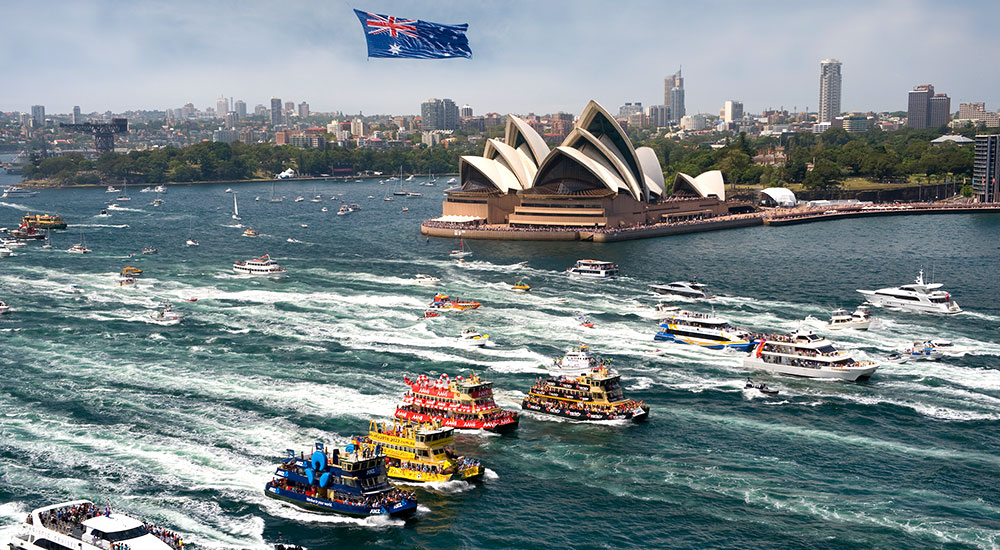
[857,270,961,314]
[826,306,873,330]
[744,329,878,381]
[649,280,714,299]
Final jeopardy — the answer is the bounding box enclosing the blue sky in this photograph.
[3,0,997,117]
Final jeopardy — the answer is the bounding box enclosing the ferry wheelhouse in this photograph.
[396,372,519,432]
[361,419,485,483]
[744,328,878,381]
[21,213,67,230]
[233,254,286,276]
[653,310,757,351]
[523,363,649,422]
[265,443,417,518]
[567,259,619,278]
[8,500,183,550]
[428,294,481,311]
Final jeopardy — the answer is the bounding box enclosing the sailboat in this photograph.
[116,181,131,202]
[67,231,91,254]
[232,192,241,220]
[42,229,52,249]
[393,166,407,196]
[449,237,473,258]
[269,181,284,203]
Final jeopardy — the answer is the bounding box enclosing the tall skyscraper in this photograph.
[723,100,743,123]
[216,96,229,119]
[31,105,45,127]
[929,94,951,128]
[284,101,295,116]
[234,100,247,119]
[973,135,1000,202]
[907,85,949,129]
[460,104,473,117]
[818,59,842,123]
[71,106,81,124]
[420,98,459,131]
[270,97,282,125]
[298,101,310,118]
[665,69,684,123]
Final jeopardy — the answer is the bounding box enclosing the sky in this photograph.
[3,0,999,118]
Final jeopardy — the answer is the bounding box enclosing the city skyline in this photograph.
[4,0,1000,117]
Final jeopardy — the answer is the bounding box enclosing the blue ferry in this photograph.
[653,310,758,351]
[265,443,418,518]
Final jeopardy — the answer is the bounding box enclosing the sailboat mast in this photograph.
[233,192,239,217]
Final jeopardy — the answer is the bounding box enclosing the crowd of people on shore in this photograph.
[422,212,762,235]
[764,200,1000,222]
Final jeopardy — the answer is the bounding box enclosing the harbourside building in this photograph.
[430,100,728,230]
[973,135,1000,203]
[818,59,841,124]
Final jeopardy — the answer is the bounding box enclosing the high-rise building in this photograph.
[957,102,1000,128]
[618,102,643,119]
[71,106,81,124]
[929,94,951,128]
[298,101,310,118]
[420,98,459,131]
[270,97,282,125]
[31,105,45,127]
[818,59,842,123]
[254,104,267,117]
[216,96,229,120]
[182,103,196,119]
[350,118,365,137]
[225,112,239,129]
[460,104,473,117]
[234,100,247,119]
[723,100,743,123]
[646,104,670,128]
[664,69,684,123]
[973,135,1000,202]
[284,101,295,116]
[907,84,933,129]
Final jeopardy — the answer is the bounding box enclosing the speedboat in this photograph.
[449,238,472,258]
[567,259,618,278]
[294,196,305,202]
[141,186,152,193]
[826,306,873,330]
[225,187,232,192]
[901,341,944,361]
[149,302,182,325]
[2,238,26,248]
[116,276,138,287]
[0,246,11,258]
[414,273,440,285]
[242,228,260,237]
[97,209,110,217]
[857,270,961,314]
[321,206,329,212]
[141,247,158,255]
[106,185,120,193]
[428,294,480,311]
[152,198,164,207]
[423,310,440,318]
[744,329,878,381]
[460,328,490,346]
[654,310,757,351]
[512,280,531,292]
[186,238,199,246]
[233,254,286,276]
[744,378,779,395]
[7,500,181,550]
[0,300,10,314]
[649,280,714,299]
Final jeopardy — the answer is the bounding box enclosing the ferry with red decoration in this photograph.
[395,372,519,432]
[428,294,481,311]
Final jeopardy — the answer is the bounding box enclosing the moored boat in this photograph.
[265,443,417,518]
[428,294,481,311]
[7,500,183,550]
[396,372,519,432]
[360,419,485,483]
[743,329,878,381]
[523,361,649,422]
[21,213,67,230]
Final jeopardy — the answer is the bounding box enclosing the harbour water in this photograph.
[1,170,999,549]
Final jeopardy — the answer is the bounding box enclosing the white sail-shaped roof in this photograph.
[484,138,537,190]
[532,146,626,195]
[575,100,648,201]
[505,116,550,169]
[634,147,665,198]
[561,127,643,201]
[673,170,725,201]
[459,156,523,194]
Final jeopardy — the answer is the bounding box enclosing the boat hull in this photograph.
[653,331,755,351]
[264,484,416,518]
[522,400,648,422]
[858,291,961,314]
[394,407,518,432]
[742,357,877,381]
[826,320,871,330]
[388,465,484,483]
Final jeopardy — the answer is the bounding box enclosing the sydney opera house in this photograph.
[424,100,732,238]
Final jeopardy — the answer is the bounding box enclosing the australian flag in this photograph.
[354,9,471,59]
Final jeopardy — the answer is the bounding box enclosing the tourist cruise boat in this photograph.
[567,259,619,278]
[648,280,714,299]
[744,329,878,381]
[265,443,417,518]
[233,254,286,276]
[360,419,485,483]
[826,306,872,330]
[1,186,39,198]
[21,213,67,230]
[857,270,961,314]
[523,362,649,422]
[396,372,519,432]
[7,500,183,550]
[428,294,481,311]
[653,310,757,351]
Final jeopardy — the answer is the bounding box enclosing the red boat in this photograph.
[423,310,440,318]
[395,372,519,432]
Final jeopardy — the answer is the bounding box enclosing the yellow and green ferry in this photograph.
[361,419,484,483]
[21,212,67,230]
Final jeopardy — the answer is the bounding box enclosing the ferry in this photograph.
[826,306,872,330]
[360,419,485,483]
[7,500,183,550]
[395,372,519,432]
[428,294,481,311]
[567,259,619,278]
[649,280,714,299]
[743,329,878,381]
[9,224,46,240]
[1,186,39,198]
[857,270,961,314]
[265,443,417,518]
[21,213,67,230]
[653,310,758,351]
[511,281,531,292]
[523,362,649,422]
[233,254,287,276]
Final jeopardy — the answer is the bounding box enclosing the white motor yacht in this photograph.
[106,185,120,193]
[414,273,440,285]
[67,243,91,254]
[550,345,609,376]
[186,238,199,246]
[744,329,878,381]
[233,254,286,276]
[649,280,714,299]
[826,306,873,330]
[567,259,619,278]
[857,270,961,314]
[7,500,179,550]
[460,328,490,347]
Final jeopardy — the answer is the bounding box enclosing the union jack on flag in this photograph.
[353,9,471,59]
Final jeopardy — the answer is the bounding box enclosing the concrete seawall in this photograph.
[764,206,1000,226]
[590,217,763,242]
[421,225,580,240]
[421,216,763,242]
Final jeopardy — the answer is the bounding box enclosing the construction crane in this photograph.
[59,118,128,154]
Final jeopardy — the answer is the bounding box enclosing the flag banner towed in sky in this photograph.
[353,9,471,59]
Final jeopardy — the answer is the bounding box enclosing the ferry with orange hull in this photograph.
[395,372,519,432]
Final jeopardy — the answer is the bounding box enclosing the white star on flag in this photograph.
[389,43,402,55]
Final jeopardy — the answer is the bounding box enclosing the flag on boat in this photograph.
[353,9,471,59]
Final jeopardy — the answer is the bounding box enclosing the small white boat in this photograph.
[567,259,618,278]
[116,276,138,287]
[447,177,456,183]
[0,300,10,314]
[68,231,91,254]
[106,185,120,193]
[152,198,164,207]
[337,204,350,215]
[149,302,182,325]
[461,328,490,347]
[0,246,11,258]
[295,196,305,202]
[186,238,199,246]
[414,273,440,285]
[154,185,168,193]
[826,306,872,330]
[140,186,152,193]
[407,191,422,197]
[901,341,945,361]
[225,187,233,193]
[649,280,713,299]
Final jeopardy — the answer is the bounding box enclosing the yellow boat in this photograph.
[121,266,143,277]
[21,212,67,230]
[361,419,485,483]
[512,280,531,292]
